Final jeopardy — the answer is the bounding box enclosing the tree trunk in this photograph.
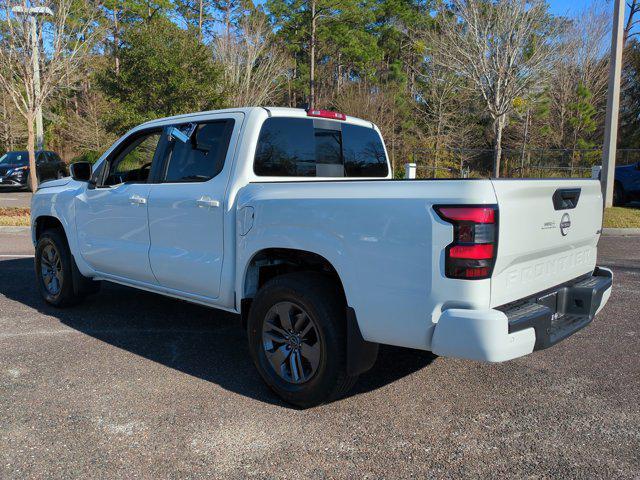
[113,8,120,75]
[27,117,38,192]
[309,0,316,110]
[1,95,9,151]
[336,52,342,92]
[520,108,530,177]
[198,0,204,41]
[434,109,443,178]
[493,115,505,178]
[624,0,638,46]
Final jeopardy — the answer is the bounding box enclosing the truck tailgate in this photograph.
[490,179,602,307]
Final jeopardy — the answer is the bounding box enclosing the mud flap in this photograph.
[71,255,101,296]
[346,307,379,376]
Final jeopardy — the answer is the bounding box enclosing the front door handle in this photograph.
[129,194,147,205]
[196,196,221,208]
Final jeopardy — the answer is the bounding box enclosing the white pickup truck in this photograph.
[31,107,612,407]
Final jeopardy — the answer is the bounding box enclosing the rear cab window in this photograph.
[254,117,388,178]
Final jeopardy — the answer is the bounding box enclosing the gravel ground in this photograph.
[0,230,638,479]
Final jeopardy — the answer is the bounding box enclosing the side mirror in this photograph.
[636,162,640,171]
[70,162,92,182]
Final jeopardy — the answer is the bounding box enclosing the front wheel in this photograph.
[247,272,357,408]
[35,229,85,307]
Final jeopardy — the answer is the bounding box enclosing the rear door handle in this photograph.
[196,196,221,208]
[129,194,147,205]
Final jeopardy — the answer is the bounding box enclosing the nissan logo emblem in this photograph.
[560,213,571,236]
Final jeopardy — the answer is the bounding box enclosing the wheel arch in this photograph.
[241,247,347,303]
[240,247,349,332]
[34,215,66,241]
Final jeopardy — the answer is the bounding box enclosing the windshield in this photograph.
[0,152,29,166]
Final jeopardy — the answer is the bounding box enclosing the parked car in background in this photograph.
[614,161,640,205]
[30,108,612,407]
[0,150,68,190]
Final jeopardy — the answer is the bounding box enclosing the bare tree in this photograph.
[51,87,117,159]
[412,49,470,176]
[0,0,97,190]
[625,0,639,45]
[548,3,609,149]
[214,12,291,106]
[0,87,27,152]
[429,0,558,177]
[333,84,399,169]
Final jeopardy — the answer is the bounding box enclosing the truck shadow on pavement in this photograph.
[0,258,435,407]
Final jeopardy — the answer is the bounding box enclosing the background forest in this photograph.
[1,0,640,178]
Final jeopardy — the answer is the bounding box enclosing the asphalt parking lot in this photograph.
[1,228,639,479]
[0,191,31,209]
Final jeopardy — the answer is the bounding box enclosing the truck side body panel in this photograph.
[236,180,497,350]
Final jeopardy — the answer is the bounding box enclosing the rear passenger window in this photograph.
[254,117,388,177]
[162,120,234,183]
[342,124,388,177]
[254,118,315,176]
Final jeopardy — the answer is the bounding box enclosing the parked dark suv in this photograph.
[0,150,68,190]
[613,161,640,205]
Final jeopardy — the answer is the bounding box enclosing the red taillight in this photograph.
[449,244,494,260]
[307,109,347,121]
[436,207,495,224]
[435,205,498,280]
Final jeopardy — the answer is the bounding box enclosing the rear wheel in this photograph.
[247,272,357,408]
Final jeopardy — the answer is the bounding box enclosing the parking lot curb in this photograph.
[602,228,640,236]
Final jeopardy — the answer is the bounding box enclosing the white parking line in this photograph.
[0,254,34,258]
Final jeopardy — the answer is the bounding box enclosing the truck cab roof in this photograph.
[139,107,377,130]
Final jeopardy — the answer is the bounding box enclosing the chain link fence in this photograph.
[407,148,640,179]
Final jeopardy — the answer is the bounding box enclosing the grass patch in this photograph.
[0,207,30,227]
[603,207,640,228]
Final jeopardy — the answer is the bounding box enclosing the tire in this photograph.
[247,272,358,408]
[613,182,627,206]
[35,228,87,307]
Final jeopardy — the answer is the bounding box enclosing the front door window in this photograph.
[102,132,161,186]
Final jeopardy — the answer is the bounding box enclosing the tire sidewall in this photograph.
[248,274,345,407]
[35,230,74,306]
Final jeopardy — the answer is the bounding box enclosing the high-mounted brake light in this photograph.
[307,109,347,121]
[435,205,498,280]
